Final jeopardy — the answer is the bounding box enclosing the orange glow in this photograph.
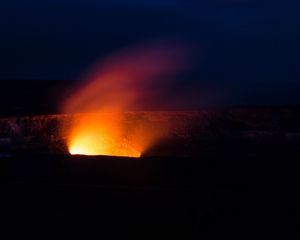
[61,40,190,157]
[67,113,141,157]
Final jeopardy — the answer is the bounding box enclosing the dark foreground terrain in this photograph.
[1,150,300,237]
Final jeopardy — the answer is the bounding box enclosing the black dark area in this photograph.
[1,151,299,236]
[0,80,72,117]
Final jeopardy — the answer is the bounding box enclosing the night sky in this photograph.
[0,0,300,105]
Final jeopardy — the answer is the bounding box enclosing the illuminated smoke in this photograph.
[61,40,192,157]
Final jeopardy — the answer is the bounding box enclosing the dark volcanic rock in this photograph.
[0,107,299,156]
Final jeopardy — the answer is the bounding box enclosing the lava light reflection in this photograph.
[69,135,141,158]
[67,113,141,158]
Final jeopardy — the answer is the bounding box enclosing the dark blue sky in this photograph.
[0,0,300,105]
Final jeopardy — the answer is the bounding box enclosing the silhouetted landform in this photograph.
[1,79,300,117]
[0,80,70,117]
